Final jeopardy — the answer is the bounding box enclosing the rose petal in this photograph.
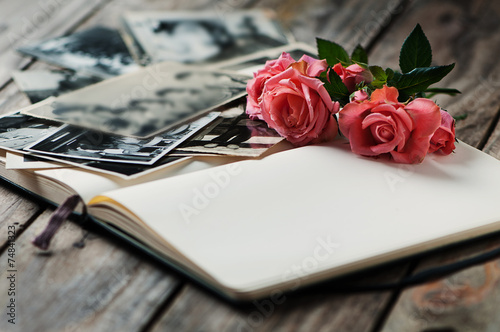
[390,98,441,163]
[298,55,328,77]
[370,85,400,104]
[339,102,376,138]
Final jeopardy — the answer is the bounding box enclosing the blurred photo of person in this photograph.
[123,10,291,65]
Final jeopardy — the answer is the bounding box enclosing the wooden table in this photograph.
[2,0,500,331]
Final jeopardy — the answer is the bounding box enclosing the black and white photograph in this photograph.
[25,112,219,165]
[121,9,292,65]
[0,113,60,151]
[74,155,190,178]
[178,105,283,157]
[217,42,317,75]
[17,151,191,179]
[12,69,103,104]
[5,152,66,170]
[23,63,249,138]
[17,26,140,78]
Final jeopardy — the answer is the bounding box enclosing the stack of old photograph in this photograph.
[2,9,316,179]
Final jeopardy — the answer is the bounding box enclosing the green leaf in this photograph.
[395,64,455,95]
[385,68,395,81]
[369,66,388,89]
[424,87,461,97]
[322,69,350,104]
[387,70,402,88]
[399,24,432,73]
[351,44,368,64]
[369,66,387,81]
[316,38,350,66]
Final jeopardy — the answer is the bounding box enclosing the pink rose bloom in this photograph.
[246,53,328,120]
[338,85,441,164]
[428,109,456,154]
[351,89,369,103]
[333,63,373,93]
[260,60,340,146]
[246,52,295,120]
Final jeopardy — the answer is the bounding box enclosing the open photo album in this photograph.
[5,10,500,301]
[3,125,500,300]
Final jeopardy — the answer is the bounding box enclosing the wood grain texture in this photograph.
[151,264,408,332]
[0,184,40,249]
[0,0,110,89]
[5,0,500,331]
[0,209,180,332]
[382,235,500,332]
[372,1,500,329]
[255,0,406,52]
[368,0,500,148]
[0,1,189,331]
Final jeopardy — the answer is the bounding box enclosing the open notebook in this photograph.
[3,137,500,300]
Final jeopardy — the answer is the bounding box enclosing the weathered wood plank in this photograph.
[372,0,500,330]
[0,1,190,330]
[0,0,110,90]
[368,0,500,148]
[0,209,180,331]
[255,0,406,52]
[382,234,500,332]
[0,184,41,249]
[151,264,408,332]
[483,125,500,160]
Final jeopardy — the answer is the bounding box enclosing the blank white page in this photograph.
[101,139,500,297]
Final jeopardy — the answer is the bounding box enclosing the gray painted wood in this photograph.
[0,209,180,332]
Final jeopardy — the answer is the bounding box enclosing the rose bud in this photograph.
[428,109,456,155]
[333,63,373,93]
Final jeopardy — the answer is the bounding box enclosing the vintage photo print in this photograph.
[5,152,66,170]
[0,113,61,151]
[215,42,317,75]
[74,155,189,178]
[25,112,219,165]
[24,152,191,179]
[178,105,283,157]
[23,63,249,138]
[17,26,139,78]
[12,70,103,104]
[121,9,292,65]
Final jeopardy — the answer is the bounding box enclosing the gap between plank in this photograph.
[365,0,411,54]
[140,282,186,332]
[0,205,46,255]
[477,106,500,151]
[369,259,420,332]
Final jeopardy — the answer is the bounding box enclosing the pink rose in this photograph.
[260,60,340,146]
[246,52,295,120]
[428,109,456,154]
[338,85,441,164]
[333,63,373,93]
[246,53,328,120]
